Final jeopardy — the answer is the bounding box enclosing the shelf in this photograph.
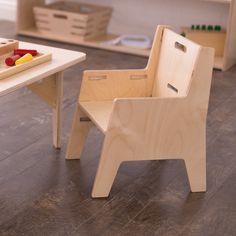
[202,0,231,4]
[18,28,150,57]
[19,28,224,70]
[19,27,225,69]
[16,0,236,71]
[182,27,226,70]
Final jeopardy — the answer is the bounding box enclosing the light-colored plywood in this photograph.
[79,101,113,133]
[152,29,200,97]
[223,0,236,70]
[27,75,57,107]
[16,0,45,33]
[78,26,166,102]
[79,69,149,102]
[0,39,19,55]
[34,1,112,40]
[214,56,224,69]
[66,106,93,159]
[146,25,167,93]
[28,72,64,148]
[182,28,226,57]
[203,0,231,4]
[66,26,215,198]
[53,72,63,149]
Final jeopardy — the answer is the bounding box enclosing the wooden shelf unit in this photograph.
[187,0,236,70]
[16,0,149,57]
[16,0,236,71]
[182,27,227,70]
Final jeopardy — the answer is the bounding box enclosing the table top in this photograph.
[0,40,86,96]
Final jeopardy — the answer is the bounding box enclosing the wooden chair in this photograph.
[66,25,215,198]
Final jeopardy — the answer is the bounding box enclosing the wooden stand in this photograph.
[16,0,236,70]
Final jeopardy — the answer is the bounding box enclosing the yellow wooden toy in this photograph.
[15,53,33,65]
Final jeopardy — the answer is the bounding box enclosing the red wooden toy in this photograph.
[14,49,38,56]
[5,54,21,66]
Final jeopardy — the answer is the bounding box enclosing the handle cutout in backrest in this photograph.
[88,75,107,80]
[175,41,187,53]
[130,74,147,80]
[167,83,178,93]
[53,14,68,20]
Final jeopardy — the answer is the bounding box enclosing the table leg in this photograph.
[27,72,64,149]
[53,72,63,149]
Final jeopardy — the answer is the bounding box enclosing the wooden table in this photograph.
[0,40,86,148]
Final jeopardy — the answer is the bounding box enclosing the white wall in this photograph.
[0,0,230,37]
[83,0,229,37]
[0,0,16,21]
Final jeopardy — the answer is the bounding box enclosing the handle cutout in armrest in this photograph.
[167,83,178,93]
[175,41,187,53]
[88,75,107,80]
[130,74,147,80]
[80,117,91,122]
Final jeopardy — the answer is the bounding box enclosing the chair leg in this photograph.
[184,155,206,192]
[66,105,92,160]
[92,139,123,198]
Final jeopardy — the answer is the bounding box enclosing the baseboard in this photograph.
[0,0,16,21]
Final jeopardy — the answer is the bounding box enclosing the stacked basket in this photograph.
[33,1,112,40]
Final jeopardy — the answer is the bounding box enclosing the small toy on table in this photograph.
[5,55,21,66]
[15,53,33,65]
[0,38,52,80]
[14,49,38,57]
[0,39,38,67]
[4,49,38,67]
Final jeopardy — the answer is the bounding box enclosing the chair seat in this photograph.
[79,101,114,133]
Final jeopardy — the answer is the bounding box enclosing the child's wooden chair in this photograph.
[66,25,215,198]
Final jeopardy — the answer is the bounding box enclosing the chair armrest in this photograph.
[104,96,205,160]
[79,69,151,102]
[109,95,208,131]
[108,97,186,131]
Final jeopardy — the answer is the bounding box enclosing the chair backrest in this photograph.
[148,27,201,98]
